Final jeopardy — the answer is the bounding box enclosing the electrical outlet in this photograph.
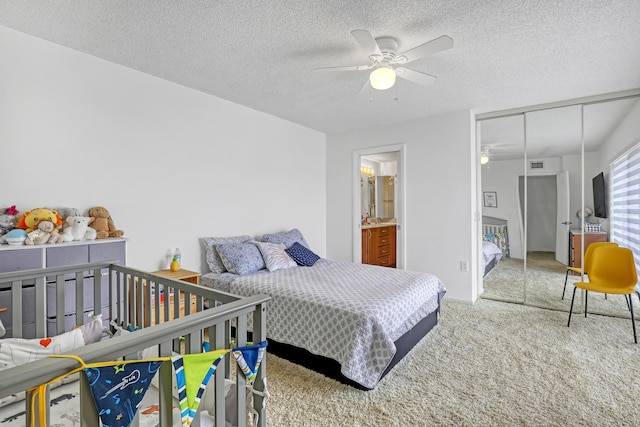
[460,260,469,271]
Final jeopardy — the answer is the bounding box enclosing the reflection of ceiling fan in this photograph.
[316,29,453,92]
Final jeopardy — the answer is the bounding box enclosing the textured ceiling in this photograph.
[1,0,639,135]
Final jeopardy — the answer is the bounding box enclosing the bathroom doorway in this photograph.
[352,144,405,269]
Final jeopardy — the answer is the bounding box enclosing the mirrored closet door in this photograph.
[479,92,640,317]
[580,97,640,319]
[479,114,525,304]
[522,105,582,311]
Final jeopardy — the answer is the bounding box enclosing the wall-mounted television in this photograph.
[593,172,607,218]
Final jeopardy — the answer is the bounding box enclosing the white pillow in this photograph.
[254,241,297,272]
[0,329,84,370]
[79,313,105,344]
[0,316,103,371]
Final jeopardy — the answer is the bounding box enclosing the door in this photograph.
[353,145,404,268]
[555,171,570,264]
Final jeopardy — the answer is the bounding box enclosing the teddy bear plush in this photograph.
[62,216,97,241]
[24,220,64,245]
[87,206,124,239]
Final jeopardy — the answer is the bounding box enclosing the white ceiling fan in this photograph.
[316,29,454,93]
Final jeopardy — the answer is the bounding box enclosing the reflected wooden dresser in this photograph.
[569,230,607,268]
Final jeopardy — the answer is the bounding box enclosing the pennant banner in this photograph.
[232,340,267,385]
[84,360,163,427]
[173,350,228,427]
[31,342,269,427]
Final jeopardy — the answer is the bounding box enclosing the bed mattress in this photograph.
[206,259,446,389]
[482,241,503,272]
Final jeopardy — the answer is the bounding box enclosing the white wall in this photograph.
[327,110,476,303]
[481,159,525,259]
[598,99,640,169]
[0,26,327,272]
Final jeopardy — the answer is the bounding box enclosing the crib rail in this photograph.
[0,262,269,427]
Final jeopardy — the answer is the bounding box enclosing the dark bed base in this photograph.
[267,309,439,390]
[483,255,498,277]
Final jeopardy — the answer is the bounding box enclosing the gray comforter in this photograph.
[218,259,446,389]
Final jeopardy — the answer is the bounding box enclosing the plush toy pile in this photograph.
[0,205,124,245]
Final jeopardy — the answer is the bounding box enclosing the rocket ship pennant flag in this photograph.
[172,350,228,427]
[84,360,162,427]
[232,340,267,385]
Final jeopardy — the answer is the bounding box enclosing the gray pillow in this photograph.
[215,243,266,275]
[262,228,309,249]
[203,235,253,273]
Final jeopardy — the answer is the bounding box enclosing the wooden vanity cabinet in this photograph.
[362,225,396,268]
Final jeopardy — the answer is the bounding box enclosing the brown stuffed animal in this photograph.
[87,206,124,239]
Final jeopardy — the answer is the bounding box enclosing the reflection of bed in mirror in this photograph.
[482,216,510,276]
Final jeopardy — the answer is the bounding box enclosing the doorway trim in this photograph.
[352,144,406,268]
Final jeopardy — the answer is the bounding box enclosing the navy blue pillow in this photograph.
[285,242,320,266]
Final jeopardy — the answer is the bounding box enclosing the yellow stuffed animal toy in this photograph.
[17,208,65,244]
[17,208,63,233]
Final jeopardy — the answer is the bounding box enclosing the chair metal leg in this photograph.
[584,290,588,318]
[629,294,637,344]
[568,287,578,327]
[562,270,570,300]
[625,295,632,311]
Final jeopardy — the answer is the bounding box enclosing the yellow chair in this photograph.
[562,241,618,299]
[567,245,638,343]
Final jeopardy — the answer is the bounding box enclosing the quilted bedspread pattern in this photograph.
[229,259,446,389]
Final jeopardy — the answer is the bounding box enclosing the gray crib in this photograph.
[0,262,269,427]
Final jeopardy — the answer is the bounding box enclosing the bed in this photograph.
[0,261,270,427]
[200,229,447,390]
[482,216,510,276]
[482,241,504,277]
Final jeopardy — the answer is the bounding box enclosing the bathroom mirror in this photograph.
[360,153,398,222]
[367,176,395,219]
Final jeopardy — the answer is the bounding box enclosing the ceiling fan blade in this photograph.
[350,29,383,59]
[397,35,454,63]
[395,67,437,87]
[359,79,373,94]
[315,63,374,72]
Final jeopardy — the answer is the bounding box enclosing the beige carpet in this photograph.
[264,299,640,426]
[482,252,640,318]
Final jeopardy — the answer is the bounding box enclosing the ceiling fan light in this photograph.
[370,66,396,90]
[480,154,489,165]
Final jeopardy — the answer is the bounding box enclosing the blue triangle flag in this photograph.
[84,360,162,427]
[232,340,267,384]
